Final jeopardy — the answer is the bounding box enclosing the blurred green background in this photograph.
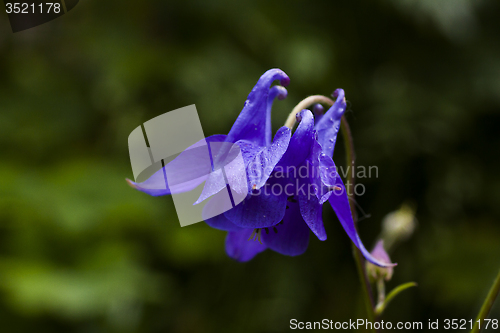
[0,0,499,332]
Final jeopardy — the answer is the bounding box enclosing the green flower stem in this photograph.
[340,116,377,330]
[374,282,417,317]
[287,96,376,332]
[376,278,386,307]
[471,270,500,333]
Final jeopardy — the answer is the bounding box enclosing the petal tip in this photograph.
[265,68,290,87]
[270,85,288,101]
[280,76,290,87]
[374,260,398,268]
[332,88,345,100]
[277,86,288,100]
[126,178,138,189]
[277,126,292,136]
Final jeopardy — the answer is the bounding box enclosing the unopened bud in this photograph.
[381,203,416,250]
[366,240,394,282]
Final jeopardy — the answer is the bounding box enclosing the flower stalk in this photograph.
[376,278,386,307]
[340,115,377,330]
[471,269,500,333]
[374,282,417,317]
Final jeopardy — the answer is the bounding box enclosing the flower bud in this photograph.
[366,240,394,282]
[381,203,417,250]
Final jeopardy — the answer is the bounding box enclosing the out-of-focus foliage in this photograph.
[0,0,499,332]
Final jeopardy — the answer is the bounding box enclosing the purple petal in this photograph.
[127,135,226,196]
[298,194,327,241]
[226,69,289,147]
[225,229,267,262]
[224,184,287,228]
[307,139,323,198]
[199,186,245,221]
[195,127,291,205]
[246,126,291,189]
[194,142,248,205]
[277,109,315,168]
[262,200,310,256]
[205,213,242,231]
[236,140,263,166]
[314,89,346,158]
[306,141,339,203]
[328,176,396,268]
[319,153,338,187]
[318,190,333,205]
[194,170,227,204]
[266,85,288,144]
[288,137,323,202]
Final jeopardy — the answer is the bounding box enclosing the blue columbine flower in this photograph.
[128,69,394,267]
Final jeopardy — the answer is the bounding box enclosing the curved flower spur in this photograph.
[127,69,395,268]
